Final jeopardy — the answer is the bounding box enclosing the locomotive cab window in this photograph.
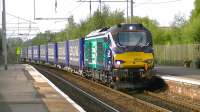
[117,32,147,46]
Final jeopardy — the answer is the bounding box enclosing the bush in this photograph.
[195,58,200,68]
[184,59,192,68]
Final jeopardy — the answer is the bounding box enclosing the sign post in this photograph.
[2,0,7,70]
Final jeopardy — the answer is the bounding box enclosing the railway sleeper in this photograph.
[145,91,200,112]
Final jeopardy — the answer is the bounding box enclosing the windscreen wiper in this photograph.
[135,37,143,47]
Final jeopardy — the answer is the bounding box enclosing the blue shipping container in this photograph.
[57,42,66,64]
[28,46,33,60]
[33,45,40,61]
[40,44,48,62]
[68,38,84,69]
[20,47,28,59]
[48,43,58,64]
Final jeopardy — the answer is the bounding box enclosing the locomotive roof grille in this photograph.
[86,23,146,38]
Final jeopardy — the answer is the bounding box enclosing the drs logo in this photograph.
[69,46,78,62]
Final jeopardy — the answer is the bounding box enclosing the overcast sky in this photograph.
[1,0,195,39]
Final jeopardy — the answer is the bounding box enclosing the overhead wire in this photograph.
[136,0,182,6]
[6,13,36,24]
[67,0,87,16]
[5,13,41,39]
[119,0,183,23]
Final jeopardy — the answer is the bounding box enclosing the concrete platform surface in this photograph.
[0,64,84,112]
[155,66,200,80]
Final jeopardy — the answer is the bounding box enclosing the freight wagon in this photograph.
[28,46,33,62]
[57,41,68,67]
[48,43,57,64]
[40,44,48,63]
[32,45,40,62]
[20,47,28,62]
[68,38,84,72]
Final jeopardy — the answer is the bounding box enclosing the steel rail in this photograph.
[36,66,120,112]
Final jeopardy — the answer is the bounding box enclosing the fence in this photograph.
[154,44,200,67]
[0,54,2,65]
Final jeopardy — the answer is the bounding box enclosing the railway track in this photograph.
[33,64,169,112]
[34,66,119,112]
[32,64,200,112]
[146,91,200,111]
[121,75,200,112]
[125,90,200,112]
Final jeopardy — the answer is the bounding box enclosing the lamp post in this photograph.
[130,0,135,23]
[2,0,7,70]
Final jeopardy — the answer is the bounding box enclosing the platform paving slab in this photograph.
[0,64,83,112]
[0,64,48,112]
[155,66,200,80]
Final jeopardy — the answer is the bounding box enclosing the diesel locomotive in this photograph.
[84,23,154,87]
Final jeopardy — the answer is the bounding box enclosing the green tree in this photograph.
[191,0,200,20]
[30,3,200,45]
[7,37,23,63]
[181,0,200,43]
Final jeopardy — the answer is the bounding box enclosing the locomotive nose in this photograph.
[113,52,154,70]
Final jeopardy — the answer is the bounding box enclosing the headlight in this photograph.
[115,60,125,65]
[116,61,121,65]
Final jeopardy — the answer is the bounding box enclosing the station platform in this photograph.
[0,64,84,112]
[155,66,200,79]
[155,66,200,85]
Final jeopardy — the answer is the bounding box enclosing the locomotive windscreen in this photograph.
[117,32,147,46]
